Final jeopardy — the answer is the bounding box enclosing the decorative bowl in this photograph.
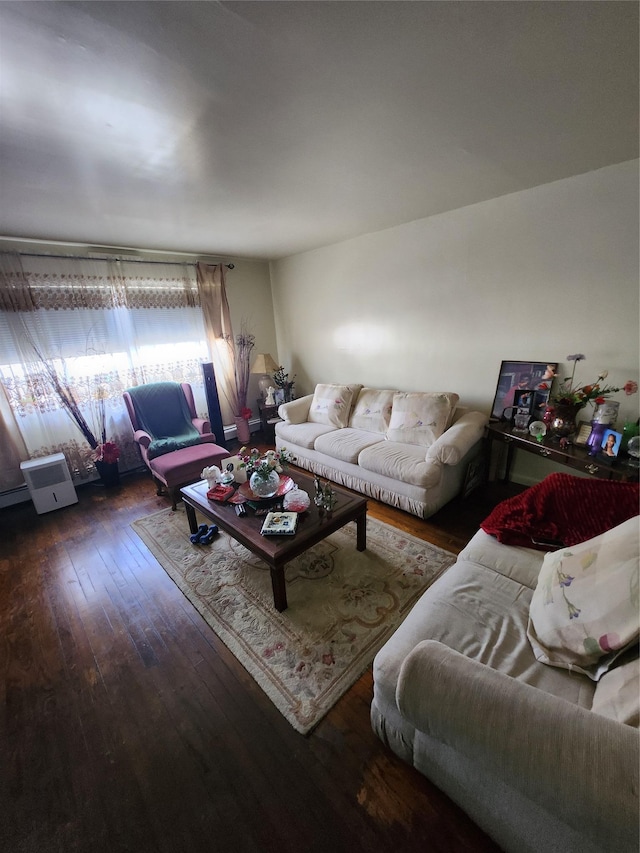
[283,488,311,512]
[238,474,295,502]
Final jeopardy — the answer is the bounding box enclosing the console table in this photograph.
[487,421,638,483]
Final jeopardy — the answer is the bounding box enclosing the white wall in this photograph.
[224,259,278,408]
[270,160,639,483]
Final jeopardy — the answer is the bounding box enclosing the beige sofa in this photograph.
[274,383,487,518]
[371,519,640,853]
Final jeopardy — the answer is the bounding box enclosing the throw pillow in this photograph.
[348,388,396,434]
[527,516,640,681]
[386,392,459,448]
[307,384,361,428]
[591,654,639,727]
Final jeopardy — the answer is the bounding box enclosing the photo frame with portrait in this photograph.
[513,389,533,414]
[511,389,533,431]
[274,388,286,405]
[600,429,622,459]
[490,360,558,421]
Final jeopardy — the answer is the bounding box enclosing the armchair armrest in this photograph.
[133,429,152,449]
[426,411,487,465]
[397,641,639,853]
[278,394,313,425]
[192,417,211,435]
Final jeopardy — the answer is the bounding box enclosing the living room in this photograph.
[1,3,638,853]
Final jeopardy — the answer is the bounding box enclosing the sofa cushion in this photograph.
[357,441,442,488]
[348,388,396,434]
[308,383,361,428]
[591,655,640,727]
[386,392,459,447]
[314,428,385,464]
[458,529,544,590]
[374,559,595,716]
[527,517,640,681]
[274,420,337,450]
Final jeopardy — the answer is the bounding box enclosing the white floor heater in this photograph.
[20,452,78,514]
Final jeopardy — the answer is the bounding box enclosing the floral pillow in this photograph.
[348,388,396,434]
[385,392,459,447]
[307,384,361,428]
[527,516,640,680]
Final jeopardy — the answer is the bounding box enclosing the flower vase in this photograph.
[249,469,280,498]
[234,415,251,444]
[592,401,620,426]
[95,459,120,488]
[549,403,582,439]
[586,421,607,456]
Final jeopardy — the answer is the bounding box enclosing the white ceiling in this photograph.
[0,1,638,261]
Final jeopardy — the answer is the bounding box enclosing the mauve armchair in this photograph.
[123,381,228,509]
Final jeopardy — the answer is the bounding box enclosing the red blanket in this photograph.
[481,473,639,550]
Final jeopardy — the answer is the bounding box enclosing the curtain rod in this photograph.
[11,251,234,269]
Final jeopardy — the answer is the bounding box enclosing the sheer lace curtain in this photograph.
[0,254,30,489]
[0,252,223,489]
[196,262,238,425]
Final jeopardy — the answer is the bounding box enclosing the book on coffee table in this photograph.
[260,511,298,536]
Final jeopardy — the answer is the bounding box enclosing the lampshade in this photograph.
[251,353,279,374]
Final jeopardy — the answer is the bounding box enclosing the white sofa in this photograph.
[274,383,488,518]
[371,517,640,853]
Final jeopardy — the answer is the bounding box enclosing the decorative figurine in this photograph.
[323,482,337,515]
[265,386,276,406]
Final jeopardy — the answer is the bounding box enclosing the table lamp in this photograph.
[251,353,280,399]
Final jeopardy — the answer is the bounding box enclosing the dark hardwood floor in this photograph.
[1,445,520,853]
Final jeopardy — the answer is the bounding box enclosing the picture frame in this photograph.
[490,360,558,421]
[512,388,533,431]
[513,389,533,415]
[531,388,551,422]
[600,429,622,459]
[220,455,247,483]
[573,421,593,446]
[274,388,285,405]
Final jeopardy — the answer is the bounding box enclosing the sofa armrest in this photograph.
[278,394,313,424]
[426,411,487,465]
[133,429,152,449]
[397,640,639,852]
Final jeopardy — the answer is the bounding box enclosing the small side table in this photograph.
[257,399,281,443]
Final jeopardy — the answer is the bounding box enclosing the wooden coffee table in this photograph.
[180,471,367,611]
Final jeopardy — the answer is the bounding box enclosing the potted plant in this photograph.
[273,365,296,402]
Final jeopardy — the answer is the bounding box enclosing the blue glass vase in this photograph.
[586,422,607,456]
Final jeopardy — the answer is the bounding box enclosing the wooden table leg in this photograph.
[503,440,515,483]
[356,508,367,551]
[270,564,288,612]
[184,502,198,534]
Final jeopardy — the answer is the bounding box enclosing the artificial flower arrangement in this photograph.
[238,446,293,481]
[30,339,122,465]
[233,324,255,420]
[551,354,637,409]
[91,441,121,465]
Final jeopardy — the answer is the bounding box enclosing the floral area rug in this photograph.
[131,506,455,734]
